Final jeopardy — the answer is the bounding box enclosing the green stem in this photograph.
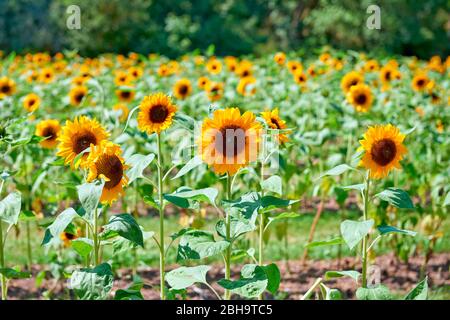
[258,163,265,300]
[26,221,32,271]
[157,133,166,300]
[93,207,99,266]
[0,180,7,300]
[224,173,232,300]
[361,177,370,288]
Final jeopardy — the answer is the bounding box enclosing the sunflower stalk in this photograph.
[0,179,7,300]
[361,176,371,288]
[156,133,166,300]
[224,173,232,300]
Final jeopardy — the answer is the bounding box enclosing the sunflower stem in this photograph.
[156,133,166,300]
[258,162,265,300]
[361,176,371,288]
[93,206,99,266]
[0,180,7,300]
[224,173,232,300]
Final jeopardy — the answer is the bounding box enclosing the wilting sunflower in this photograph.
[287,61,302,74]
[115,88,135,102]
[206,59,222,75]
[57,116,109,168]
[261,108,290,144]
[359,124,408,179]
[341,71,364,93]
[113,103,130,122]
[411,73,429,91]
[0,76,16,99]
[197,76,210,90]
[237,76,256,96]
[35,119,61,149]
[69,85,88,106]
[199,108,262,175]
[173,78,192,100]
[206,82,224,101]
[347,84,373,112]
[274,52,286,65]
[86,141,129,204]
[23,93,41,112]
[137,93,177,134]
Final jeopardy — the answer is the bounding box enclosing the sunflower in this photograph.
[379,65,401,84]
[115,88,135,102]
[173,78,192,100]
[319,53,331,63]
[347,84,373,113]
[206,82,224,101]
[197,76,210,90]
[363,59,379,72]
[411,73,429,91]
[114,71,131,86]
[86,141,129,204]
[26,71,40,83]
[60,231,78,247]
[23,93,41,112]
[274,52,286,65]
[128,66,143,80]
[40,67,55,83]
[307,65,316,77]
[113,103,130,122]
[359,124,408,179]
[57,116,109,168]
[287,61,302,74]
[199,108,262,175]
[0,76,16,99]
[294,71,307,85]
[158,64,171,77]
[72,76,88,86]
[236,60,253,78]
[206,59,222,75]
[137,93,177,134]
[341,71,364,93]
[35,119,61,149]
[237,76,256,96]
[69,86,88,106]
[261,108,290,144]
[224,56,238,72]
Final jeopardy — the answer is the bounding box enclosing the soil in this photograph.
[6,252,449,300]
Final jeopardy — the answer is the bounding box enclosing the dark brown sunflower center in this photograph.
[149,104,169,123]
[74,132,97,154]
[1,84,11,93]
[42,127,56,140]
[271,118,281,129]
[96,154,123,189]
[355,93,367,105]
[371,139,397,166]
[242,70,250,77]
[65,232,76,240]
[385,71,391,81]
[121,91,131,99]
[75,93,85,103]
[349,80,358,87]
[417,79,425,87]
[178,85,188,95]
[216,125,246,157]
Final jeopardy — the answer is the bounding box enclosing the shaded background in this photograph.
[0,0,449,58]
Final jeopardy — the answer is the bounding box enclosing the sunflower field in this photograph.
[0,49,448,301]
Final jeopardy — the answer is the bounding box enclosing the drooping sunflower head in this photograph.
[261,108,290,144]
[137,93,177,134]
[23,93,41,112]
[35,119,61,149]
[237,76,256,96]
[341,71,364,93]
[57,116,109,168]
[199,108,262,175]
[113,103,130,122]
[69,85,88,106]
[0,76,16,99]
[347,84,373,113]
[274,52,286,65]
[115,88,135,102]
[206,82,224,101]
[206,59,222,75]
[359,124,408,179]
[411,73,429,92]
[173,78,192,100]
[86,141,129,205]
[197,76,210,90]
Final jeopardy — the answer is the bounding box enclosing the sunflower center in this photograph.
[179,85,188,95]
[355,93,367,105]
[121,91,131,99]
[96,154,123,189]
[1,84,11,93]
[74,132,97,154]
[42,127,56,140]
[65,232,76,240]
[417,79,425,87]
[371,139,397,166]
[75,93,85,104]
[149,104,169,123]
[242,70,250,77]
[216,125,246,157]
[271,118,281,129]
[385,71,391,81]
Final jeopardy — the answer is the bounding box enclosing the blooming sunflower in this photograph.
[0,76,16,99]
[128,66,143,80]
[341,71,364,93]
[23,93,41,112]
[69,86,88,106]
[359,124,408,179]
[114,71,131,86]
[363,60,379,72]
[86,141,129,204]
[206,59,222,75]
[411,73,429,91]
[261,108,290,144]
[158,64,170,77]
[274,52,286,65]
[57,116,109,168]
[197,76,210,90]
[116,88,135,103]
[224,56,238,72]
[287,61,302,74]
[199,108,262,175]
[35,119,61,149]
[347,84,373,113]
[40,67,55,83]
[60,231,78,247]
[237,76,256,96]
[137,93,177,134]
[236,60,253,78]
[113,103,130,122]
[294,71,307,85]
[173,78,192,100]
[206,82,224,101]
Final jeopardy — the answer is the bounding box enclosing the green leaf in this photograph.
[218,264,268,298]
[375,188,414,209]
[260,196,298,208]
[443,191,450,206]
[115,277,144,300]
[70,263,114,300]
[356,285,393,300]
[71,238,94,258]
[261,263,281,294]
[341,183,365,192]
[317,164,354,180]
[0,191,22,225]
[166,265,211,290]
[100,214,144,247]
[172,155,203,180]
[126,153,155,184]
[177,230,229,261]
[268,212,300,223]
[340,219,374,250]
[0,268,31,279]
[143,195,160,210]
[42,208,79,246]
[404,277,428,300]
[216,209,257,240]
[165,187,218,209]
[19,210,36,221]
[306,237,344,248]
[325,270,360,282]
[320,283,342,300]
[77,180,104,221]
[260,175,282,195]
[377,225,417,237]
